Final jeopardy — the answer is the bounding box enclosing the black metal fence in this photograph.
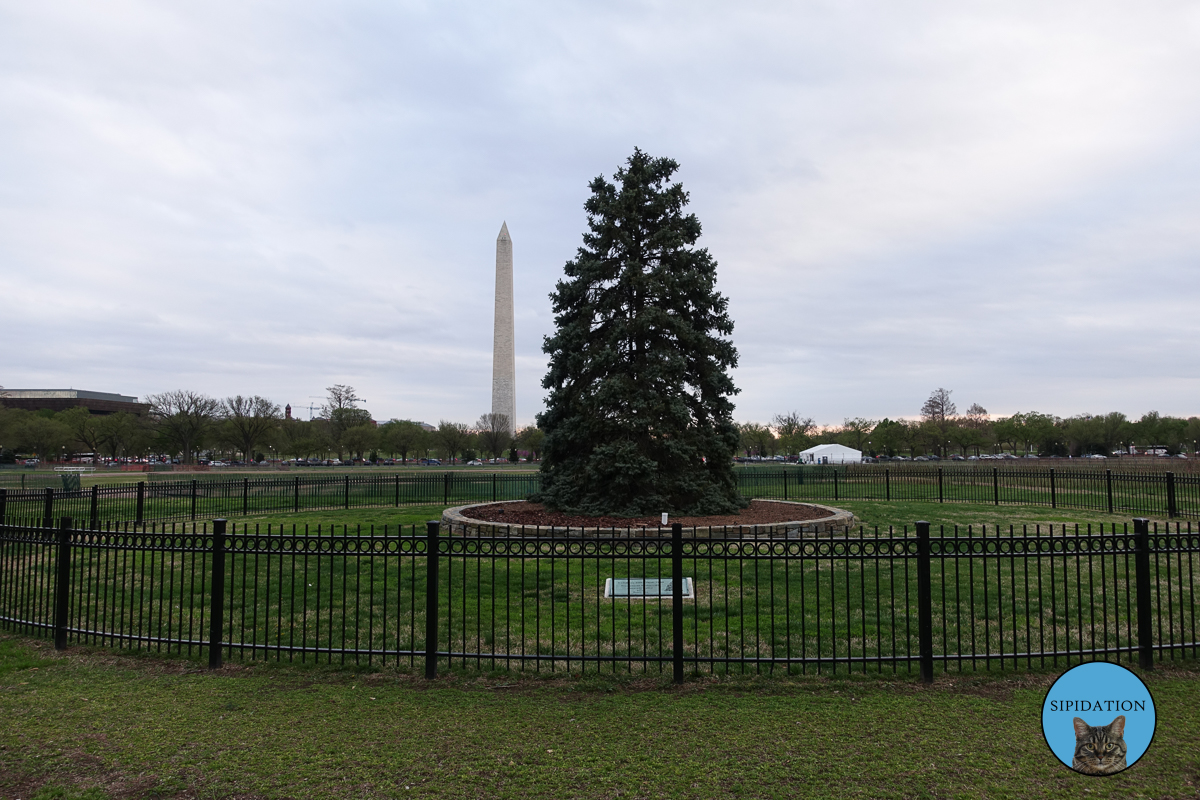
[738,465,1200,518]
[0,472,542,525]
[2,465,1198,525]
[3,517,1196,680]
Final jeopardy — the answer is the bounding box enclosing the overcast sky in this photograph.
[3,2,1199,428]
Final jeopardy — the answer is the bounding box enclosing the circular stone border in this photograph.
[442,500,856,539]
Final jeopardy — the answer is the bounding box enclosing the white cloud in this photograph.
[2,1,1199,427]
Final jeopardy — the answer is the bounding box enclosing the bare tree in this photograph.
[839,417,876,451]
[147,390,220,464]
[223,395,282,462]
[59,406,103,455]
[920,388,957,423]
[341,424,379,461]
[321,385,362,417]
[476,413,513,460]
[738,422,777,458]
[435,420,472,464]
[515,426,545,461]
[379,420,429,463]
[771,412,815,455]
[96,412,150,460]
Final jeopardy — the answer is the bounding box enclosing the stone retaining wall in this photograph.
[441,500,856,538]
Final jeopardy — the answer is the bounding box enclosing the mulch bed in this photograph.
[462,499,832,528]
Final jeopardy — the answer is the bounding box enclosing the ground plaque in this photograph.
[603,577,695,600]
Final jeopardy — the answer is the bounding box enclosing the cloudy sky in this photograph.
[3,1,1199,428]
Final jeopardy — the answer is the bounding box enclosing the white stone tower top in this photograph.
[491,222,516,436]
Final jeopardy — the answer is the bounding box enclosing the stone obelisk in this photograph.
[491,222,516,436]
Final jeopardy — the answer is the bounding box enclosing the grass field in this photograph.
[229,499,1183,532]
[5,463,1198,526]
[2,634,1199,799]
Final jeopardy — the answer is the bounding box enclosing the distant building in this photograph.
[798,443,863,465]
[1,389,150,416]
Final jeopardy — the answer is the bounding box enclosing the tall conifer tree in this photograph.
[536,149,744,516]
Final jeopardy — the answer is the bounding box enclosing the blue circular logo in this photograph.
[1042,662,1156,775]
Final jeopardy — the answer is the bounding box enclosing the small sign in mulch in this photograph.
[463,499,832,528]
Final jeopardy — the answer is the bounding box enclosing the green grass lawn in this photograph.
[7,464,1197,527]
[2,634,1198,799]
[228,499,1186,533]
[238,504,449,531]
[835,500,1182,531]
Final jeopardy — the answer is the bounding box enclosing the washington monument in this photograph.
[491,222,516,436]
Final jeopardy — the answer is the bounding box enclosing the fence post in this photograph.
[833,469,839,501]
[1106,469,1114,514]
[395,474,400,507]
[53,516,74,650]
[443,473,451,506]
[344,475,350,510]
[937,468,943,503]
[993,467,999,506]
[90,486,99,528]
[0,487,6,520]
[242,477,249,516]
[493,473,497,502]
[783,469,788,501]
[1133,518,1154,670]
[293,475,300,513]
[916,520,934,684]
[672,522,685,684]
[191,479,197,520]
[1165,472,1177,519]
[43,487,54,526]
[425,521,440,680]
[885,468,890,501]
[135,481,145,525]
[1050,469,1056,509]
[209,519,227,669]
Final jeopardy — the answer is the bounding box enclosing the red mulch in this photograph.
[462,499,831,528]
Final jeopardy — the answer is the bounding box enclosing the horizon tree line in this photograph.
[0,385,546,465]
[736,388,1200,459]
[3,384,1197,465]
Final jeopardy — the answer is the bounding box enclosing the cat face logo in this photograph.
[1071,715,1128,775]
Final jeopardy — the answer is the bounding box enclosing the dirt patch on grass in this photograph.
[464,499,833,528]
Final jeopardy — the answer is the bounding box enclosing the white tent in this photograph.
[798,443,863,464]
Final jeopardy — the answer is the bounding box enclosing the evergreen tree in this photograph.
[536,149,744,516]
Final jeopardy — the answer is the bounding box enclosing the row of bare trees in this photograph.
[739,389,1200,458]
[0,385,547,465]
